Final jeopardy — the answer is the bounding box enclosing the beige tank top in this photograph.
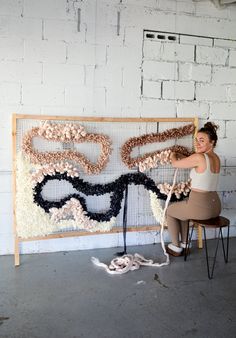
[190,153,220,191]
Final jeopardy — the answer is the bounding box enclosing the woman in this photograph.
[166,122,221,256]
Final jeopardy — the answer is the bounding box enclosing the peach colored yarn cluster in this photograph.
[138,149,172,172]
[31,162,79,187]
[133,145,192,171]
[49,198,113,230]
[157,179,191,199]
[38,121,87,141]
[121,123,195,169]
[22,123,112,175]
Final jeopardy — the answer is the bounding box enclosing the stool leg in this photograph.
[203,226,221,279]
[220,226,230,263]
[184,224,194,261]
[226,225,230,262]
[202,227,211,279]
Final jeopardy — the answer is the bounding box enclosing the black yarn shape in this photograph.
[33,172,189,222]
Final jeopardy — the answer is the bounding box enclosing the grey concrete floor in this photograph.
[0,238,236,338]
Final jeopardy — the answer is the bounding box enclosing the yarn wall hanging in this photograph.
[13,115,197,266]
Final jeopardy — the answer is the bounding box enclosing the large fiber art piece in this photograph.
[13,115,197,265]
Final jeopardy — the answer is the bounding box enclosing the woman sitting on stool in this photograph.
[166,122,221,257]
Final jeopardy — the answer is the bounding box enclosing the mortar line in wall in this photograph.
[65,42,68,62]
[117,11,121,36]
[140,30,146,102]
[21,0,24,17]
[210,64,213,83]
[225,49,230,67]
[42,20,45,40]
[20,84,23,105]
[77,8,81,32]
[83,65,86,85]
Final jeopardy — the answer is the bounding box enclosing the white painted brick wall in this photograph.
[0,61,42,83]
[162,80,195,100]
[214,38,236,49]
[0,173,12,193]
[43,64,85,85]
[217,139,236,157]
[0,37,24,61]
[228,85,236,101]
[0,0,23,16]
[196,83,228,101]
[143,60,178,81]
[176,1,195,15]
[107,45,142,68]
[180,35,213,47]
[161,43,195,62]
[1,0,236,255]
[210,102,236,120]
[44,19,86,43]
[196,46,228,65]
[0,17,42,39]
[143,40,194,62]
[195,1,229,19]
[142,80,161,99]
[141,99,176,118]
[219,171,236,191]
[86,24,124,46]
[24,40,67,63]
[123,26,143,48]
[176,14,236,40]
[212,67,236,84]
[67,43,107,66]
[179,63,212,82]
[22,84,65,105]
[176,101,209,119]
[225,121,236,139]
[229,50,236,67]
[64,85,92,107]
[24,0,68,19]
[0,83,21,104]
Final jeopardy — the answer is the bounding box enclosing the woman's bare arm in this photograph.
[170,152,203,169]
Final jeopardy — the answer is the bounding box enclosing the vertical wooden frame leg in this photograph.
[197,225,203,248]
[14,237,20,266]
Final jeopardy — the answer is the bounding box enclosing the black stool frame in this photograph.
[184,222,230,279]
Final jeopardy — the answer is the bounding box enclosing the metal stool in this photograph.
[184,216,230,279]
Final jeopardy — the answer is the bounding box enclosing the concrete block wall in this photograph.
[1,0,236,255]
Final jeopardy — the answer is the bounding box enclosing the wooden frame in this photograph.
[12,114,199,266]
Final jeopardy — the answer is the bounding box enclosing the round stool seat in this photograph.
[190,216,230,228]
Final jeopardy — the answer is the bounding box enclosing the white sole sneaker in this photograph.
[166,243,183,257]
[180,242,192,249]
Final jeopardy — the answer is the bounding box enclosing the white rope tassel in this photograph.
[92,253,168,275]
[159,168,179,264]
[92,169,179,274]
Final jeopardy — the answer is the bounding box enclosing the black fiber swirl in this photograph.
[33,172,189,222]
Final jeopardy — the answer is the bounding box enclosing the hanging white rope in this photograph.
[91,168,179,274]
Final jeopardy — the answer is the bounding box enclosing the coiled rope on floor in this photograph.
[91,169,179,274]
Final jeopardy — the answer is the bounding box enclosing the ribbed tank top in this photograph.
[190,153,220,191]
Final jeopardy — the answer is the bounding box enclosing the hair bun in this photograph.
[204,122,219,133]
